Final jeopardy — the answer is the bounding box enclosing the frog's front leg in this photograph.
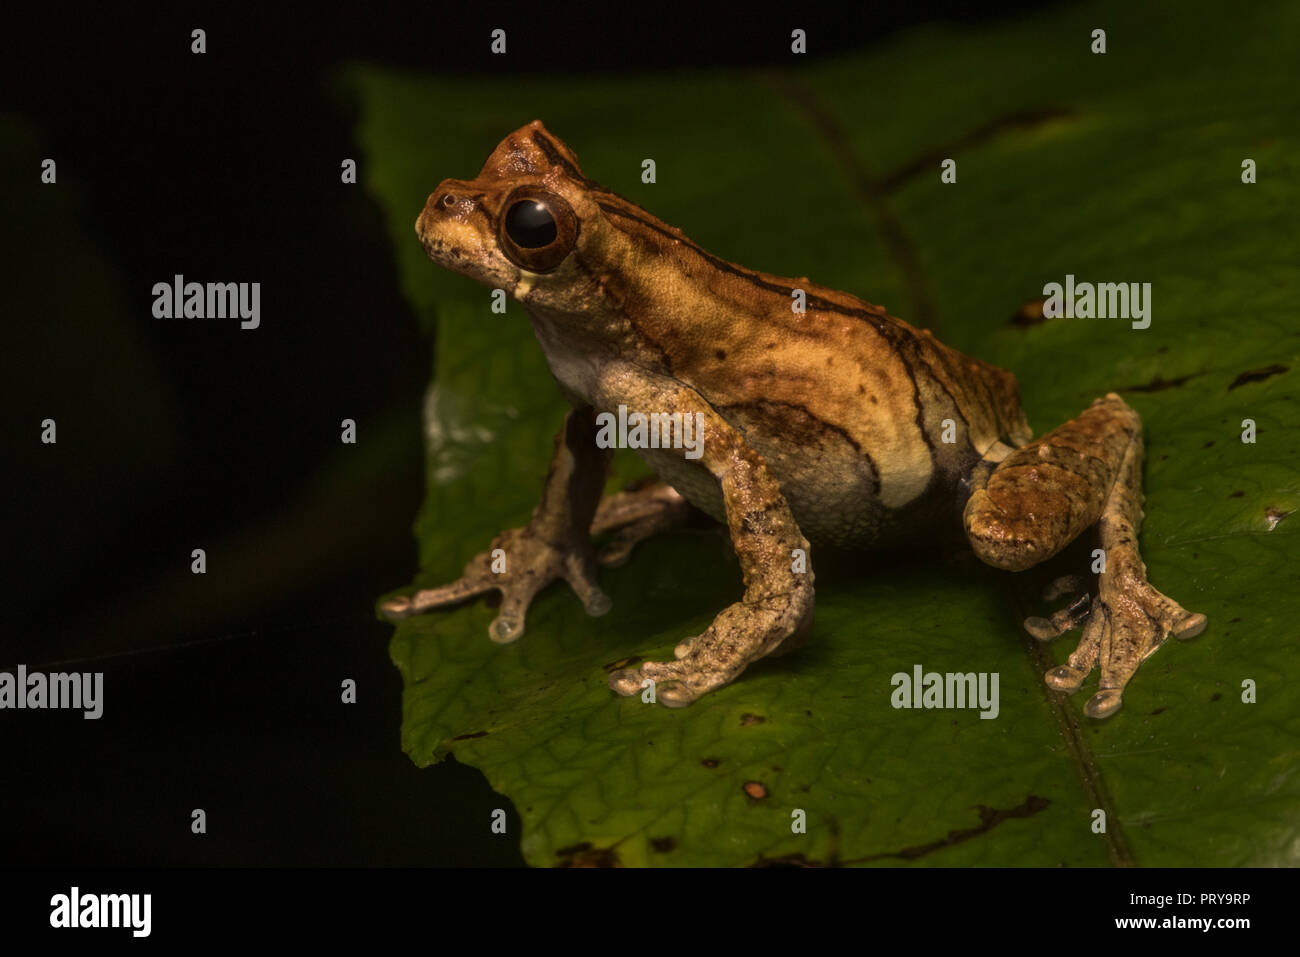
[380,406,613,641]
[964,393,1207,718]
[607,383,814,708]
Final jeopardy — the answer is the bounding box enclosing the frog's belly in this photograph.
[634,429,937,552]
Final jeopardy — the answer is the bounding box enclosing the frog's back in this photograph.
[593,190,1031,549]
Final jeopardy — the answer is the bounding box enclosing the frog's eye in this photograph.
[499,187,577,273]
[505,201,556,247]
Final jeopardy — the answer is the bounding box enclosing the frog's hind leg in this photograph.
[589,481,692,567]
[963,393,1207,718]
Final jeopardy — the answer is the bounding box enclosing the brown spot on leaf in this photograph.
[1210,693,1222,702]
[740,713,766,726]
[650,836,677,853]
[554,842,621,868]
[1123,372,1197,393]
[743,781,769,800]
[701,758,721,769]
[451,730,489,741]
[1228,364,1287,390]
[1150,707,1166,715]
[1229,490,1244,498]
[1010,296,1048,327]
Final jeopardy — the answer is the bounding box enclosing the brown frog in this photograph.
[380,121,1206,718]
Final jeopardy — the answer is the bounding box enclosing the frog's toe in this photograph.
[608,667,645,697]
[489,612,525,644]
[607,658,701,705]
[655,680,699,708]
[486,585,542,644]
[379,596,414,620]
[1024,616,1059,641]
[1173,611,1208,640]
[1043,568,1207,718]
[1084,688,1125,719]
[1045,664,1089,692]
[561,554,613,617]
[1024,591,1092,642]
[1042,606,1105,694]
[380,574,497,621]
[637,659,680,682]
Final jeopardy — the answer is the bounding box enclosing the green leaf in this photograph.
[344,0,1300,867]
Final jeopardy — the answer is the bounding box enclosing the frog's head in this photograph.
[416,121,617,314]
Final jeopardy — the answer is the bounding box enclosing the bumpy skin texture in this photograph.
[380,121,1206,716]
[964,394,1206,717]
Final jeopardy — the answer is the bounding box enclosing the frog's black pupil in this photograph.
[505,200,557,248]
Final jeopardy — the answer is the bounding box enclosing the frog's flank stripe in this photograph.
[537,123,901,339]
[594,201,898,330]
[531,129,612,194]
[720,399,882,498]
[592,197,938,439]
[592,198,960,491]
[892,346,939,459]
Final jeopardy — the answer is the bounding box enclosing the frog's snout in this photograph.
[417,178,472,240]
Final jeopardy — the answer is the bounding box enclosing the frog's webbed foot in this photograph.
[1024,586,1093,641]
[608,589,813,707]
[1037,449,1208,715]
[1035,569,1206,719]
[380,406,612,642]
[379,481,686,640]
[968,393,1206,718]
[379,524,611,642]
[589,481,691,567]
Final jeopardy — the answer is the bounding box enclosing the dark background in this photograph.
[2,1,1063,866]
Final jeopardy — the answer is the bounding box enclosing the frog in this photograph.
[380,120,1207,719]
